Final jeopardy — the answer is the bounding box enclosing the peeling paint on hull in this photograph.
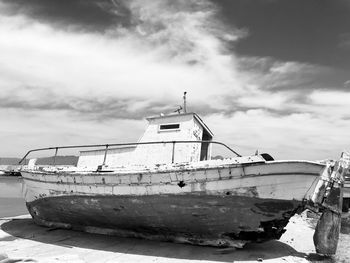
[26,194,302,247]
[21,160,325,247]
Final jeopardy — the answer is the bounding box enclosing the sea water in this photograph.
[0,176,27,217]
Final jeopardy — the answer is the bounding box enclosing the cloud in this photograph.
[0,0,349,160]
[0,0,129,31]
[0,108,145,157]
[205,109,350,160]
[0,0,247,115]
[309,90,350,106]
[0,0,247,156]
[344,80,350,88]
[238,56,345,92]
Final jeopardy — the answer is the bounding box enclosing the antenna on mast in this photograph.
[183,91,187,113]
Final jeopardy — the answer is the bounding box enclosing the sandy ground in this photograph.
[0,213,349,263]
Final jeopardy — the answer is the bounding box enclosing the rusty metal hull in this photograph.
[21,160,325,247]
[26,194,301,247]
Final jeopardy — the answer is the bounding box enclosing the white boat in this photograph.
[19,110,346,251]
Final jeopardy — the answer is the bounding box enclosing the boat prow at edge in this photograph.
[19,110,348,254]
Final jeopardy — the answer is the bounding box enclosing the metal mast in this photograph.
[183,91,187,113]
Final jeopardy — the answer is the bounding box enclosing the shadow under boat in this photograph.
[1,218,308,263]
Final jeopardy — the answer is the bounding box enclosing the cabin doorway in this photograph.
[200,130,212,161]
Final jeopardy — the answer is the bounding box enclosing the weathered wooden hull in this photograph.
[26,194,301,247]
[21,160,325,247]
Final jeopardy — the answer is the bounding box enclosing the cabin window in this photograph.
[159,123,180,131]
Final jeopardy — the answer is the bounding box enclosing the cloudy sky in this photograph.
[0,0,349,160]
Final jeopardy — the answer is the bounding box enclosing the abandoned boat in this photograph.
[19,111,346,251]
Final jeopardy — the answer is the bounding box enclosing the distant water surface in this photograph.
[0,176,27,217]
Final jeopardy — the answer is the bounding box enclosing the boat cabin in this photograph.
[77,113,214,168]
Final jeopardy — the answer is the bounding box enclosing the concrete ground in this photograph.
[0,213,349,263]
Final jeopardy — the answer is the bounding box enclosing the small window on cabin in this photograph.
[159,123,180,131]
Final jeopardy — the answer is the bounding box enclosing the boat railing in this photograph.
[18,140,241,166]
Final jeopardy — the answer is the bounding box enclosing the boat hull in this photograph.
[26,193,301,247]
[21,160,325,247]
